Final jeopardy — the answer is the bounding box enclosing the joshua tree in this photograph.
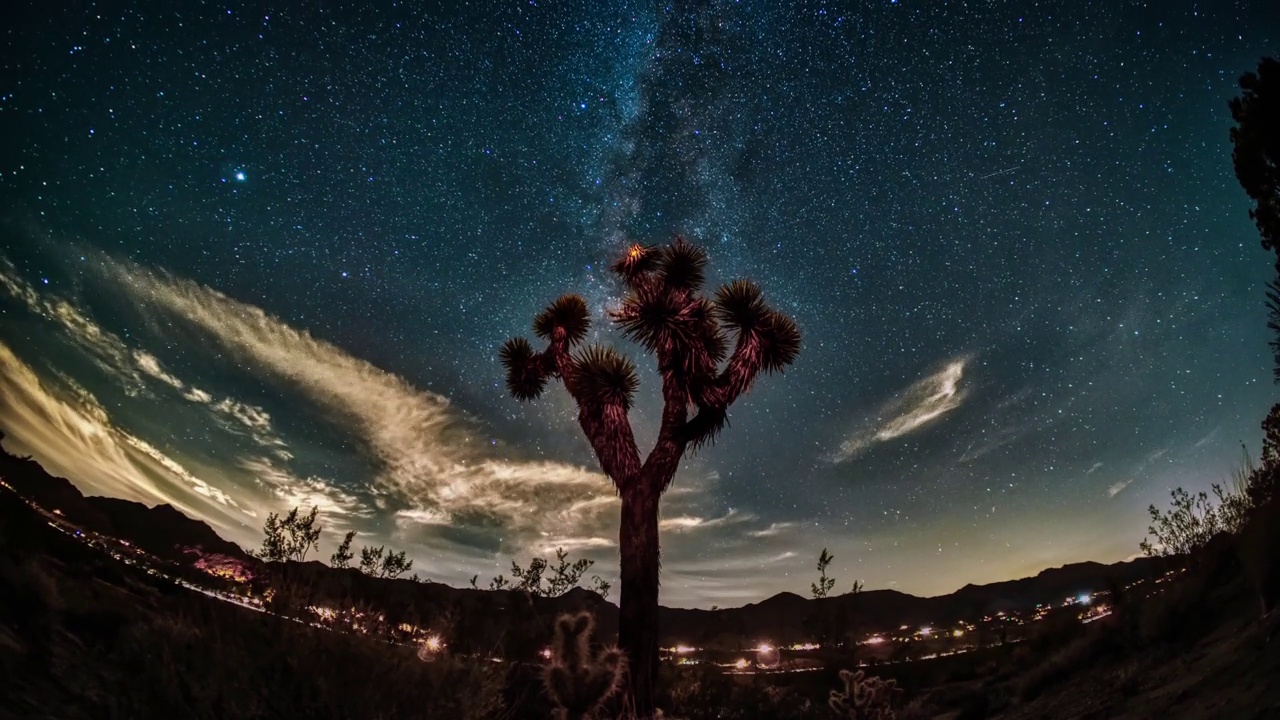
[543,612,626,720]
[501,237,800,715]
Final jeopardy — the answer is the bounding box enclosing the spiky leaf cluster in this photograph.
[534,293,592,345]
[501,235,800,455]
[574,345,640,409]
[543,612,626,720]
[608,237,799,435]
[829,669,904,720]
[500,337,547,401]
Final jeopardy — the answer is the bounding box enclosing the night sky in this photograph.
[1,1,1277,607]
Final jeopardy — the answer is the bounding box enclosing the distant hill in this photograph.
[0,433,1160,644]
[0,433,246,561]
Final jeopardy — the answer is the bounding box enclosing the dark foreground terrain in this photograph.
[2,469,1279,719]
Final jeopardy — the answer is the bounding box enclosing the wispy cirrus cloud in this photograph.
[102,256,625,552]
[660,508,754,532]
[835,357,970,462]
[240,456,371,525]
[748,521,799,538]
[1107,478,1135,498]
[0,340,259,543]
[0,261,292,458]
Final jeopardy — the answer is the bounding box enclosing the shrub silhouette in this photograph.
[500,237,800,715]
[256,506,322,562]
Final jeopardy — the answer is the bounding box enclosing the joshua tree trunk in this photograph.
[618,483,661,718]
[500,239,800,720]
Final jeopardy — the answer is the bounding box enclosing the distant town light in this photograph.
[919,626,932,637]
[734,658,749,670]
[1078,593,1092,605]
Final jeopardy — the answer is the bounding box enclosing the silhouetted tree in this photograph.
[811,548,836,599]
[330,530,356,568]
[471,548,605,598]
[1230,57,1280,509]
[256,506,322,562]
[589,574,612,600]
[500,237,800,715]
[1139,484,1250,557]
[510,555,548,594]
[359,545,384,574]
[1231,57,1280,274]
[547,548,595,597]
[357,544,413,578]
[379,549,413,579]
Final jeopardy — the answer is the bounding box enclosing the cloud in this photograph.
[835,357,970,462]
[1086,462,1104,476]
[1,259,292,460]
[133,349,185,389]
[210,397,290,457]
[748,521,798,538]
[102,257,626,552]
[0,260,146,393]
[660,508,754,533]
[1107,478,1135,498]
[240,456,370,524]
[183,387,213,403]
[0,340,259,542]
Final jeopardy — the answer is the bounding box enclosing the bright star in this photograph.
[235,171,246,181]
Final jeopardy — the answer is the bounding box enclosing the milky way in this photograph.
[0,1,1277,606]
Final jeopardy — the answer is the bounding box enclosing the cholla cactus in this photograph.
[828,669,904,720]
[543,612,626,720]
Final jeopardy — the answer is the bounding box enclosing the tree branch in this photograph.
[548,332,642,491]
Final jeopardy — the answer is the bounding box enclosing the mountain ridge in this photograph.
[0,435,1161,640]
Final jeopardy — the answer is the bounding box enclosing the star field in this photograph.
[0,0,1277,606]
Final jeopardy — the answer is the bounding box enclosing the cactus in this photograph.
[828,669,904,720]
[543,612,626,720]
[501,238,800,716]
